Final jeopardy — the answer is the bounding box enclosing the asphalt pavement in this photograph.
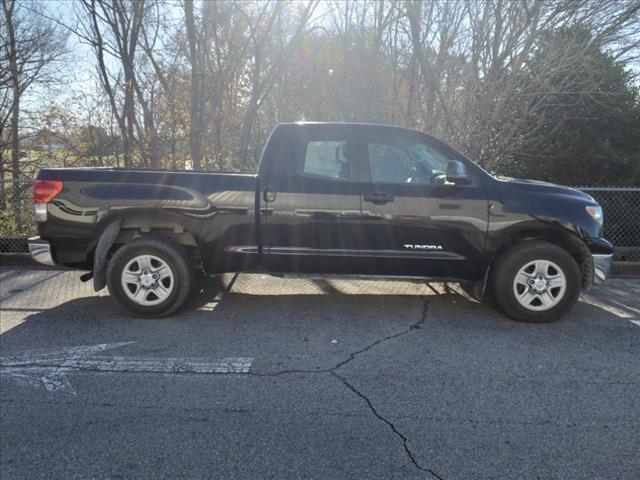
[1,268,639,479]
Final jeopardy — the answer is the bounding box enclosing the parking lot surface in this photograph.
[1,267,639,479]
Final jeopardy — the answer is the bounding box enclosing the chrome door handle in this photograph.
[364,192,393,205]
[263,187,277,203]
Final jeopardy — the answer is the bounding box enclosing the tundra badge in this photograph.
[403,244,443,250]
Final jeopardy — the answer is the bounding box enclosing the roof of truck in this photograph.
[284,121,422,132]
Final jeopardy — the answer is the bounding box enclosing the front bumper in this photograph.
[592,253,613,284]
[28,236,56,266]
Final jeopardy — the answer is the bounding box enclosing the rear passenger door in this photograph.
[358,130,489,280]
[262,126,363,274]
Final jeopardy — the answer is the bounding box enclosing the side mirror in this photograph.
[446,160,471,185]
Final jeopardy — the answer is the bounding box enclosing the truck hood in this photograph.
[495,176,595,202]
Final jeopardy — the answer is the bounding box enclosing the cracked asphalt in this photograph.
[1,268,639,479]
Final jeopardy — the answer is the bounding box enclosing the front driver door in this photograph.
[358,131,489,281]
[262,127,363,274]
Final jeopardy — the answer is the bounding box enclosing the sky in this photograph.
[17,0,640,128]
[19,0,96,113]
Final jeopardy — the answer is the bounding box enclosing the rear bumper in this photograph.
[28,236,56,266]
[592,253,613,284]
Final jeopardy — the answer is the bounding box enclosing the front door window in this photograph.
[367,134,450,185]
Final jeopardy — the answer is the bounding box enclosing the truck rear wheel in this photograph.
[107,238,193,318]
[491,241,581,323]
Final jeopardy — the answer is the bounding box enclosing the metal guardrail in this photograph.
[0,179,638,263]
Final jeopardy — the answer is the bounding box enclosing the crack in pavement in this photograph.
[249,297,445,478]
[330,298,445,480]
[332,298,429,371]
[331,370,444,479]
[4,297,442,476]
[250,298,430,377]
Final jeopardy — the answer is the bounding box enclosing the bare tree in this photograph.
[77,0,159,167]
[0,0,66,214]
[139,0,183,168]
[238,1,317,168]
[183,0,203,170]
[399,0,640,168]
[2,0,636,186]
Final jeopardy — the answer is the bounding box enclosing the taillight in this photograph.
[33,179,63,222]
[33,179,63,204]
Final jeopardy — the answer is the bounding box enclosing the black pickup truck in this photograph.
[29,122,613,322]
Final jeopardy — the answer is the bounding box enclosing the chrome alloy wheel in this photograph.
[512,259,567,311]
[121,255,175,306]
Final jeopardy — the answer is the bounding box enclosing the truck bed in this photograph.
[38,167,258,195]
[36,167,259,268]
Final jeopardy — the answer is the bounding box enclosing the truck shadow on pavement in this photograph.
[1,275,638,363]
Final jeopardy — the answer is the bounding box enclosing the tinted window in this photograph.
[367,134,450,184]
[303,140,349,180]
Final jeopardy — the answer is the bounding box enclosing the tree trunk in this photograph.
[9,74,19,185]
[184,0,202,170]
[123,65,135,168]
[0,143,5,211]
[4,0,22,226]
[239,100,259,170]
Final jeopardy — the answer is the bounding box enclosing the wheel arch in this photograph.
[113,212,200,248]
[91,211,204,291]
[485,224,593,295]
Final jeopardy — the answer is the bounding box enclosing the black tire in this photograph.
[490,241,581,323]
[107,237,193,318]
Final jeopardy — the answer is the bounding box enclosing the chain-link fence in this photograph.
[0,180,638,263]
[0,180,36,253]
[580,187,640,263]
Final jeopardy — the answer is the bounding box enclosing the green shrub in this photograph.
[0,208,36,236]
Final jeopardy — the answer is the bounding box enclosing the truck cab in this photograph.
[258,123,490,281]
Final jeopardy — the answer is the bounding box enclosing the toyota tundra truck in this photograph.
[28,122,613,322]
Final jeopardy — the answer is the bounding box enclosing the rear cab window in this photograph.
[261,125,359,193]
[303,140,349,181]
[296,129,357,182]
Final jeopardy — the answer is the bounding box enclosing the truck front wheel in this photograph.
[106,238,193,318]
[491,241,582,323]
